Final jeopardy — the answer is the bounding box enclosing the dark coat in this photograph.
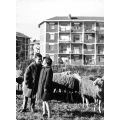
[37,66,53,101]
[22,62,42,98]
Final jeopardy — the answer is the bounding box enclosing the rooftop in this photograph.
[39,15,104,27]
[16,32,30,38]
[47,16,104,21]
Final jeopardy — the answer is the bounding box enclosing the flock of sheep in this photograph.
[16,70,104,113]
[52,71,104,113]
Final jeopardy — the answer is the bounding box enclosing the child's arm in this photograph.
[44,68,53,91]
[24,65,33,89]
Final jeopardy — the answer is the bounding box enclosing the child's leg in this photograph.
[30,97,36,112]
[45,101,51,118]
[22,96,28,110]
[42,101,46,115]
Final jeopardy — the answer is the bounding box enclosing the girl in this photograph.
[37,56,53,118]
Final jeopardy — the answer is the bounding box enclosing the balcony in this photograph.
[84,33,95,43]
[96,45,104,55]
[71,22,83,32]
[96,34,104,43]
[71,54,82,65]
[59,43,71,54]
[59,34,71,43]
[84,49,95,54]
[71,33,83,43]
[58,54,70,65]
[84,22,96,33]
[71,44,82,54]
[59,27,71,33]
[96,22,104,34]
[96,55,104,65]
[59,22,71,33]
[84,44,95,54]
[84,55,96,65]
[46,43,58,53]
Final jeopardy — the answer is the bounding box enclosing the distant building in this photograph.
[16,32,30,61]
[29,40,40,59]
[38,15,104,66]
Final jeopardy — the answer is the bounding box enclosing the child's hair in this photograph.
[43,57,52,66]
[34,53,42,58]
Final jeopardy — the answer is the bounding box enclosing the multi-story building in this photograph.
[16,32,30,61]
[38,15,104,66]
[29,40,40,59]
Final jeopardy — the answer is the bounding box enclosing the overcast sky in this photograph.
[16,0,104,40]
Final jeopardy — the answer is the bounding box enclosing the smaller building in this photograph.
[16,32,30,61]
[29,40,40,59]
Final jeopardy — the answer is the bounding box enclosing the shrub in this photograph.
[16,59,33,76]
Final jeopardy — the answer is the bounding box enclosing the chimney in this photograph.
[68,14,71,19]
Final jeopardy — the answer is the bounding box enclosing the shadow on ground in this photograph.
[66,110,104,118]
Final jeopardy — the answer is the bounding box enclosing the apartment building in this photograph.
[16,32,30,61]
[29,40,40,59]
[38,15,104,66]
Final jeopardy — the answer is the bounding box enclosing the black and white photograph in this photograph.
[16,0,104,120]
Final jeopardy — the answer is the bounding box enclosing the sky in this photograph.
[16,0,104,40]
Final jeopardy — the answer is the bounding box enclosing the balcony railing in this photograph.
[84,29,96,33]
[84,49,95,54]
[59,39,71,43]
[71,60,82,65]
[59,26,71,32]
[84,55,96,65]
[71,50,82,54]
[71,27,82,32]
[97,39,104,43]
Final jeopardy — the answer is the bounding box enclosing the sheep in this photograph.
[52,71,104,113]
[52,72,81,103]
[93,77,104,113]
[80,76,100,108]
[16,70,24,92]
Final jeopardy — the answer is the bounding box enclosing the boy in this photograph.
[21,53,42,112]
[37,56,53,118]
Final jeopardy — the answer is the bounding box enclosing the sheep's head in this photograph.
[72,73,82,82]
[93,77,104,88]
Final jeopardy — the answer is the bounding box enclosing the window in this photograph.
[74,35,79,40]
[50,33,55,40]
[49,23,55,29]
[16,41,21,47]
[84,22,95,32]
[47,43,55,51]
[98,46,103,54]
[99,56,104,62]
[49,45,54,51]
[60,34,70,41]
[50,25,55,29]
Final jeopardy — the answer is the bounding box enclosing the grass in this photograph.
[16,65,104,120]
[16,95,104,120]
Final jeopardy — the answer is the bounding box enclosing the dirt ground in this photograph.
[16,95,104,120]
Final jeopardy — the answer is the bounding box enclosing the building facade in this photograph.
[16,32,30,61]
[38,16,104,66]
[29,40,40,59]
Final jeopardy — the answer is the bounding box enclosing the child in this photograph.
[21,53,42,112]
[37,56,53,118]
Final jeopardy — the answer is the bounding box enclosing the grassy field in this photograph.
[16,95,104,120]
[16,65,104,120]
